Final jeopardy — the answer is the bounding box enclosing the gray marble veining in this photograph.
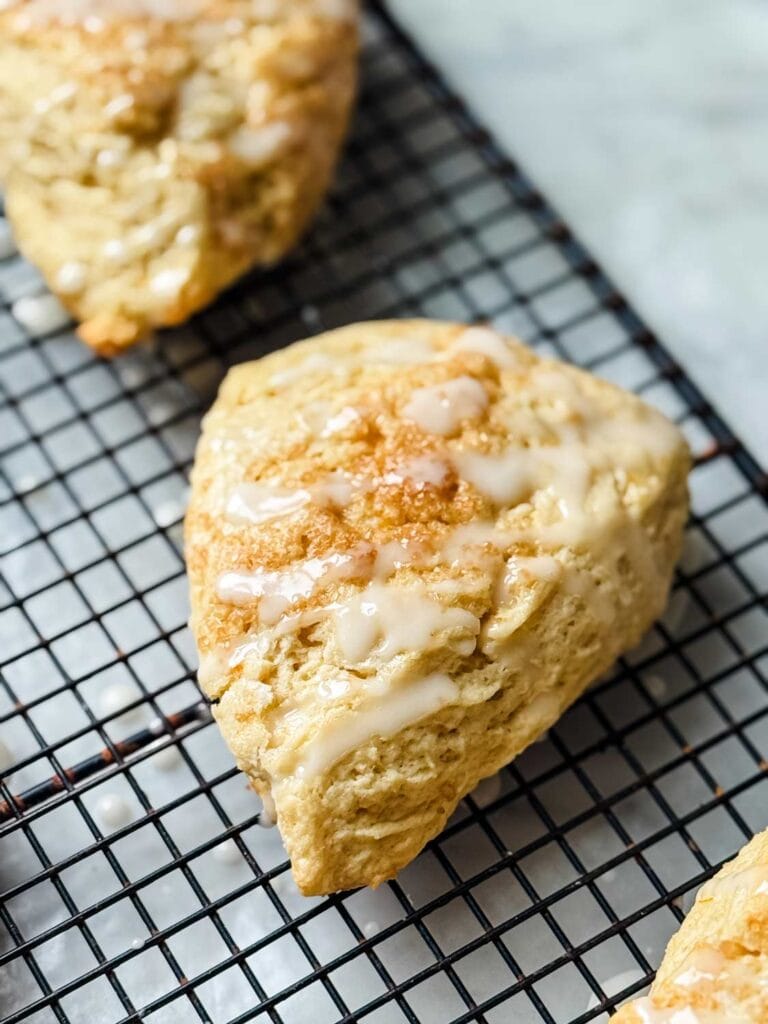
[390,0,768,463]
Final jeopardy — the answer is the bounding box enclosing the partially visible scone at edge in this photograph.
[185,319,691,895]
[0,0,358,355]
[611,827,768,1023]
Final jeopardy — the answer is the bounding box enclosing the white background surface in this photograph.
[1,10,767,1022]
[389,0,768,464]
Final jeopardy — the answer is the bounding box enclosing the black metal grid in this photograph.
[1,4,767,1023]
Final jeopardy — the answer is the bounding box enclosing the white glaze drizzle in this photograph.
[507,555,561,583]
[150,266,191,300]
[670,945,766,1002]
[382,455,450,489]
[153,498,184,528]
[100,683,142,722]
[295,400,332,434]
[196,635,272,693]
[225,474,360,526]
[103,238,127,262]
[12,294,70,335]
[226,455,451,528]
[452,443,593,519]
[267,328,517,389]
[259,789,277,826]
[453,421,679,574]
[151,744,182,771]
[698,864,768,900]
[671,947,725,988]
[204,342,682,791]
[268,352,335,389]
[495,555,561,604]
[372,540,412,578]
[96,148,125,169]
[311,473,359,507]
[321,405,361,436]
[290,672,457,779]
[452,448,534,505]
[9,0,205,25]
[370,337,437,365]
[271,605,334,639]
[628,941,764,1024]
[403,375,488,436]
[175,224,201,246]
[451,326,520,369]
[332,583,479,663]
[439,522,511,565]
[103,93,135,119]
[228,122,292,167]
[54,261,87,295]
[217,548,370,623]
[226,483,315,525]
[317,678,351,700]
[212,839,241,865]
[208,521,504,682]
[96,794,133,829]
[265,327,518,394]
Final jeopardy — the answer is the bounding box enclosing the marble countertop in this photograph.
[389,0,768,465]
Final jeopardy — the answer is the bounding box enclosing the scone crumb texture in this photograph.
[185,319,691,894]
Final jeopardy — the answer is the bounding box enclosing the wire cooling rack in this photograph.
[1,5,767,1023]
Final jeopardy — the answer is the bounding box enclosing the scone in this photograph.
[611,827,768,1022]
[0,0,358,355]
[185,319,690,895]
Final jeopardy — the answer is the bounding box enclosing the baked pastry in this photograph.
[611,826,768,1022]
[185,319,690,894]
[0,0,358,355]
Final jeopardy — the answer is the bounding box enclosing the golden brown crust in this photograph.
[185,319,691,894]
[0,0,358,354]
[612,828,768,1022]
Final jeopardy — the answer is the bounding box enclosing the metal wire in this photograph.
[0,703,210,823]
[0,3,766,1022]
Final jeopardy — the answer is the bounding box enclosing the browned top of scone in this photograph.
[0,0,359,350]
[185,319,689,688]
[1,0,358,164]
[184,319,692,895]
[612,827,768,1023]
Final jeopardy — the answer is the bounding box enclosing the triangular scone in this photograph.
[185,319,690,895]
[0,0,358,355]
[611,827,768,1022]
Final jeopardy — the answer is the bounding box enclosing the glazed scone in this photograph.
[185,319,691,895]
[611,827,768,1023]
[0,0,358,354]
